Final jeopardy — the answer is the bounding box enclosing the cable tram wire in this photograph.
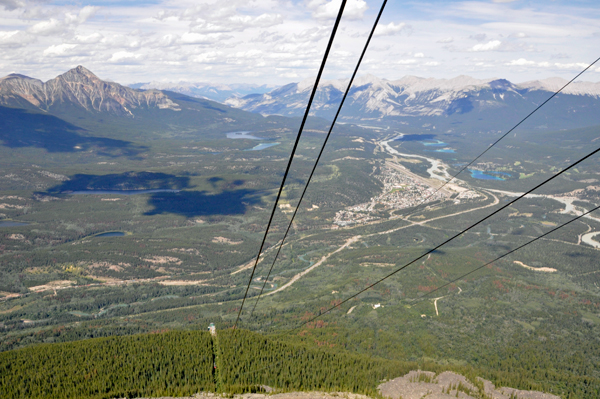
[221,203,600,386]
[249,0,389,317]
[394,56,600,219]
[233,0,348,330]
[416,204,600,302]
[293,145,600,330]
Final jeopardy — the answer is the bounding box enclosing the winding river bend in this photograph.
[380,134,452,182]
[582,232,600,249]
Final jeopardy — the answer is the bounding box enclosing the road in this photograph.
[265,190,500,296]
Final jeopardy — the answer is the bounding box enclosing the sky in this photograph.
[0,0,599,86]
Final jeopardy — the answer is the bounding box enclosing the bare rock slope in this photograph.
[379,370,560,399]
[0,66,180,116]
[130,371,559,399]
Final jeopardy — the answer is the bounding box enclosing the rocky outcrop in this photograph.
[378,370,560,399]
[0,66,180,116]
[124,372,561,399]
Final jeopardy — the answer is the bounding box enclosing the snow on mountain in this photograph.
[224,74,600,122]
[520,77,600,97]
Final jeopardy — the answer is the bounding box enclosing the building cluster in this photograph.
[333,166,447,226]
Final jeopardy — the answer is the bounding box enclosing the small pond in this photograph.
[0,221,30,227]
[226,131,265,140]
[245,143,280,151]
[426,148,455,153]
[95,232,125,237]
[469,169,511,181]
[421,140,447,146]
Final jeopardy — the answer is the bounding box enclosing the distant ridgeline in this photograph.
[2,329,596,399]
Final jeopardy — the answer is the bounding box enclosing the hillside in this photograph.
[0,329,565,399]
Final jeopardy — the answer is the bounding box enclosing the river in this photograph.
[380,134,452,182]
[582,232,600,249]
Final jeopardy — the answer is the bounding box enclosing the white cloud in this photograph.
[29,18,64,36]
[375,22,407,37]
[506,58,591,71]
[308,0,367,21]
[234,49,263,58]
[28,6,99,36]
[506,58,536,66]
[279,71,299,78]
[74,6,98,24]
[189,13,283,33]
[470,40,502,52]
[192,51,223,63]
[470,33,487,42]
[227,13,283,30]
[43,43,77,57]
[0,30,34,48]
[0,0,24,11]
[509,32,528,38]
[0,0,598,85]
[156,34,177,47]
[554,62,591,70]
[108,51,141,63]
[180,32,232,44]
[71,33,103,44]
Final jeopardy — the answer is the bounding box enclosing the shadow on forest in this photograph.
[0,106,146,157]
[42,172,260,217]
[145,189,262,217]
[44,172,191,193]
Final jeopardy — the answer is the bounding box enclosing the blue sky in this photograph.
[0,0,598,85]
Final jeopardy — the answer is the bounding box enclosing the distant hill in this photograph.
[129,81,277,103]
[225,74,600,131]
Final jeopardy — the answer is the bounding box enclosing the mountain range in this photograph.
[129,81,276,103]
[0,66,284,144]
[2,66,599,134]
[224,74,600,131]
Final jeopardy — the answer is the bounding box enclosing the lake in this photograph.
[226,131,265,140]
[0,221,29,227]
[421,140,447,146]
[469,169,511,181]
[69,189,180,195]
[95,232,125,237]
[245,143,280,151]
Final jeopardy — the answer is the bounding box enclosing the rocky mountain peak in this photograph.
[59,65,100,82]
[0,66,181,116]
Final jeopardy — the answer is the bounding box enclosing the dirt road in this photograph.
[266,191,500,296]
